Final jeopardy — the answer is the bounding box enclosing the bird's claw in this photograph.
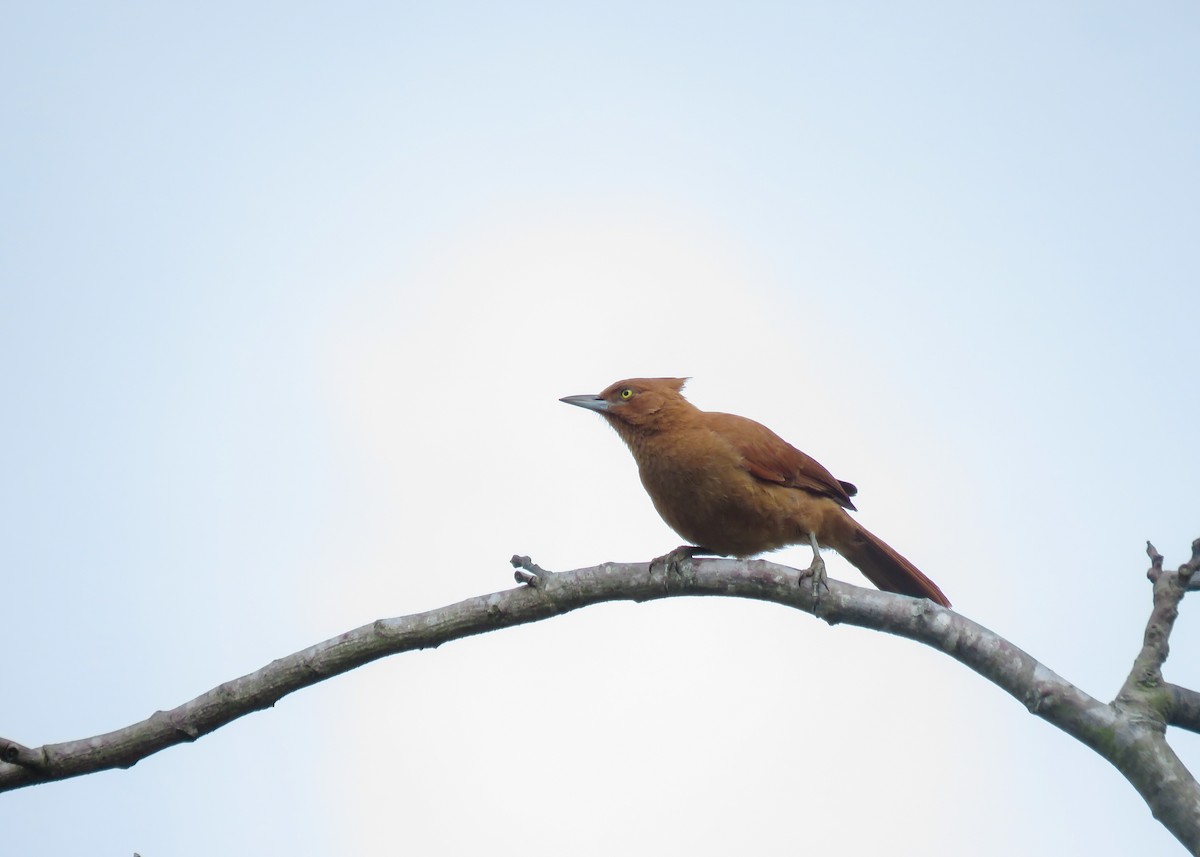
[798,554,829,601]
[650,545,711,584]
[651,545,695,575]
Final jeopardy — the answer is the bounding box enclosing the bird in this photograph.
[560,377,950,607]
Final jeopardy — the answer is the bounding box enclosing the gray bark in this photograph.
[3,542,1199,852]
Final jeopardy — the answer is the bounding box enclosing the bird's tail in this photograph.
[830,515,951,607]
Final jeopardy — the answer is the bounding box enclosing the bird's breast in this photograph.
[628,428,808,557]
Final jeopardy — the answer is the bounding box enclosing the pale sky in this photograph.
[3,3,1199,855]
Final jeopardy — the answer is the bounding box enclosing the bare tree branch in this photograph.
[1121,542,1188,700]
[3,543,1200,851]
[1167,685,1200,735]
[0,739,43,769]
[1096,539,1200,851]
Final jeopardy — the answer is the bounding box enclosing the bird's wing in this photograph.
[704,412,858,510]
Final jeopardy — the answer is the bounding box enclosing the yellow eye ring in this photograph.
[620,388,634,400]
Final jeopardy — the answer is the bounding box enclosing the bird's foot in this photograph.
[511,555,553,587]
[798,554,829,601]
[650,545,711,580]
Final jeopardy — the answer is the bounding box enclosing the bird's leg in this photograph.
[798,532,829,599]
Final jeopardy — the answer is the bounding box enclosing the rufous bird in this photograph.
[560,377,950,607]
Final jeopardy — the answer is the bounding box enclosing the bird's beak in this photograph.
[559,394,610,413]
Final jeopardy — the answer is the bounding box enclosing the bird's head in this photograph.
[560,377,695,433]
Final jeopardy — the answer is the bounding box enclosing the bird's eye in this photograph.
[620,388,634,400]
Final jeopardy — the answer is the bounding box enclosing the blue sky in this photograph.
[3,3,1199,854]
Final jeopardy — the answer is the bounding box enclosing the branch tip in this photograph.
[1147,541,1165,582]
[510,554,552,587]
[1182,539,1200,582]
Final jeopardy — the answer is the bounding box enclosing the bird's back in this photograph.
[698,411,857,509]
